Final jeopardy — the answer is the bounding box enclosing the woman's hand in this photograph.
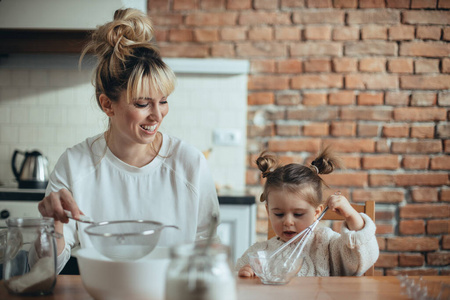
[238,264,255,277]
[327,193,364,231]
[38,188,81,255]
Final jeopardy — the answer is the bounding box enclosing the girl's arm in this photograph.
[327,193,364,231]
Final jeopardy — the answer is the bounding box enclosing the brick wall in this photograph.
[148,0,450,275]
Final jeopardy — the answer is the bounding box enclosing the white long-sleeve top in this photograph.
[46,133,220,273]
[236,213,379,276]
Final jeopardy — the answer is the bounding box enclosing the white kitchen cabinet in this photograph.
[218,202,256,265]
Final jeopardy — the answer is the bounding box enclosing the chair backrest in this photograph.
[267,200,376,276]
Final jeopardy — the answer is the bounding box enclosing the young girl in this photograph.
[236,148,379,277]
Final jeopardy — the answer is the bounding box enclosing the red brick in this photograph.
[276,124,301,136]
[173,0,198,10]
[332,27,359,41]
[248,75,289,90]
[359,57,386,72]
[375,253,398,268]
[410,125,434,139]
[291,74,343,89]
[427,252,450,266]
[159,45,209,57]
[227,0,251,9]
[393,107,446,121]
[304,59,331,72]
[411,0,438,9]
[362,155,400,170]
[352,189,404,203]
[276,59,303,74]
[361,25,387,40]
[330,121,356,137]
[347,10,399,24]
[332,57,358,72]
[254,0,279,9]
[250,60,275,73]
[443,58,450,73]
[200,0,225,9]
[328,91,355,105]
[346,74,399,89]
[306,0,333,7]
[322,138,375,153]
[341,107,392,121]
[304,26,332,40]
[248,27,274,41]
[403,11,449,25]
[212,44,235,57]
[412,187,439,202]
[385,91,410,106]
[444,28,450,40]
[238,12,291,25]
[275,27,300,41]
[357,92,384,105]
[446,140,450,153]
[293,11,345,24]
[416,26,442,40]
[438,91,450,106]
[360,0,386,8]
[400,42,450,57]
[320,172,369,187]
[410,92,437,106]
[376,209,395,221]
[400,204,450,219]
[415,59,440,73]
[236,43,286,57]
[427,220,450,235]
[439,0,450,8]
[268,138,321,153]
[386,237,439,251]
[246,169,261,185]
[382,124,409,138]
[357,124,379,137]
[291,42,342,56]
[276,93,301,106]
[389,25,416,41]
[430,156,450,170]
[186,12,238,26]
[386,0,410,8]
[281,0,306,8]
[248,92,275,105]
[193,29,219,42]
[340,155,361,169]
[399,254,425,267]
[288,107,339,121]
[441,188,450,202]
[346,41,397,56]
[248,125,274,138]
[393,141,443,153]
[444,235,450,249]
[399,220,426,235]
[148,0,170,11]
[303,123,329,136]
[376,139,390,153]
[169,29,193,42]
[402,155,430,170]
[369,174,395,187]
[333,0,357,8]
[395,173,448,186]
[220,28,247,41]
[402,74,450,89]
[388,58,414,73]
[149,14,184,26]
[302,93,327,106]
[377,237,386,250]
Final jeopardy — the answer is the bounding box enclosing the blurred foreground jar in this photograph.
[166,242,236,300]
[2,217,57,296]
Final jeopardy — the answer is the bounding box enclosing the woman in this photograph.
[38,8,220,273]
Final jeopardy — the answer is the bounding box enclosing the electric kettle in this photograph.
[11,150,49,189]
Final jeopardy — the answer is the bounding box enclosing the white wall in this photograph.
[0,55,248,191]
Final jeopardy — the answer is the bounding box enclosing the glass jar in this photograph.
[165,242,236,300]
[2,217,57,296]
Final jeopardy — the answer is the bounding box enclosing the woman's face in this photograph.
[108,87,168,146]
[266,188,323,242]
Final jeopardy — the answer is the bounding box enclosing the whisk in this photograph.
[248,207,329,284]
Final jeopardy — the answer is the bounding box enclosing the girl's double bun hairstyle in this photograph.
[80,8,176,108]
[257,146,343,207]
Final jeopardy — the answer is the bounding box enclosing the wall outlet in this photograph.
[213,129,242,146]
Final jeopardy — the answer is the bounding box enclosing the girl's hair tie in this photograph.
[311,164,319,174]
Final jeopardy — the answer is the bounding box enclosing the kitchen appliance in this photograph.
[11,150,49,189]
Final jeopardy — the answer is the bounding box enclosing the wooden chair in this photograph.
[267,200,376,276]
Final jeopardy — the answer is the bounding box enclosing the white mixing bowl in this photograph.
[76,247,170,300]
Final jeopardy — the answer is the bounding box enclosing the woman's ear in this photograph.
[99,94,114,117]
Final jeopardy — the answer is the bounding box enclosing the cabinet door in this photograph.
[217,204,256,264]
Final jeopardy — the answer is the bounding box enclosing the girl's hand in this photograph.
[238,264,255,277]
[327,192,364,231]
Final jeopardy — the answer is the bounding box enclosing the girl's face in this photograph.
[108,87,168,146]
[266,188,323,242]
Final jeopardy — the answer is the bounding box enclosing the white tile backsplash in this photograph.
[0,55,249,191]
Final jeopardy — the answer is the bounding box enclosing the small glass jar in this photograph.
[165,242,236,300]
[2,217,57,296]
